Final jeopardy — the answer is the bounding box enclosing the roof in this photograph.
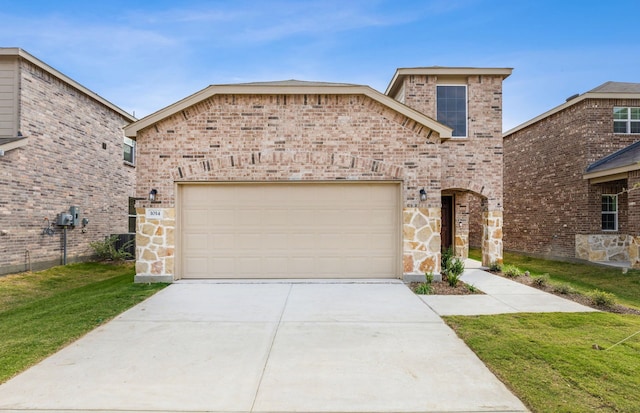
[583,140,640,180]
[124,79,453,138]
[385,66,513,97]
[0,136,28,153]
[0,48,136,123]
[505,81,640,137]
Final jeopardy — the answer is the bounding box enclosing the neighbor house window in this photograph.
[602,194,618,231]
[128,197,137,233]
[613,107,640,134]
[124,137,136,164]
[437,85,467,137]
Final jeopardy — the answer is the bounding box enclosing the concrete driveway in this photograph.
[0,280,528,413]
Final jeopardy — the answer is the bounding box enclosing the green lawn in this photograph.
[446,313,640,413]
[456,250,640,412]
[469,248,640,309]
[0,262,167,383]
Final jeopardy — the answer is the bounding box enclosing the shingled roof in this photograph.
[584,140,640,180]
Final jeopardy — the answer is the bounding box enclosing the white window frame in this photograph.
[613,107,640,134]
[124,137,136,164]
[436,84,468,138]
[601,194,618,231]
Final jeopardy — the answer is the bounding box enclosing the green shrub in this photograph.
[502,264,523,278]
[425,271,434,284]
[466,284,478,293]
[489,261,502,272]
[89,235,133,262]
[588,290,617,308]
[414,282,432,295]
[446,257,465,287]
[553,284,576,295]
[532,273,550,287]
[441,247,454,275]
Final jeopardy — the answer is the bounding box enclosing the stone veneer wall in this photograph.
[575,234,630,263]
[403,208,441,278]
[135,208,175,282]
[482,210,503,266]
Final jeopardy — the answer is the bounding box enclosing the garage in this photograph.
[178,182,401,279]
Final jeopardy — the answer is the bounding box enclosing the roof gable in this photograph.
[124,81,452,139]
[506,81,640,137]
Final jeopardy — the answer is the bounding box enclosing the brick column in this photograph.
[482,210,503,267]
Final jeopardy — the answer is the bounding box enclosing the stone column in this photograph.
[135,208,175,283]
[403,207,441,280]
[482,210,503,267]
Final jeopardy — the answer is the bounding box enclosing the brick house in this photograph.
[504,82,640,267]
[0,48,137,275]
[124,67,511,282]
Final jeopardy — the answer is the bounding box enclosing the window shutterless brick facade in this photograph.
[504,82,640,266]
[0,49,136,275]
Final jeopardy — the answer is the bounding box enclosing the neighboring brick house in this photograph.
[504,82,640,267]
[0,48,137,275]
[124,67,511,282]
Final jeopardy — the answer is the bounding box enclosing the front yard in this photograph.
[450,250,640,412]
[0,262,167,383]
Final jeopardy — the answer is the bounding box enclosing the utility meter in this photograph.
[56,213,73,226]
[69,206,80,227]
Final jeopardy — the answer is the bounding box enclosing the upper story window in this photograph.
[123,137,136,164]
[437,85,467,138]
[602,194,618,231]
[613,107,640,134]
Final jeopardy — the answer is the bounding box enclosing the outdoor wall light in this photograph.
[149,189,158,201]
[419,188,427,201]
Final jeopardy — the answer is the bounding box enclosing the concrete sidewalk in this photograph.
[420,260,598,316]
[0,280,529,413]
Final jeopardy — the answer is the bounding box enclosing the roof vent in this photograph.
[566,93,580,102]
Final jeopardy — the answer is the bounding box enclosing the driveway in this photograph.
[0,280,528,413]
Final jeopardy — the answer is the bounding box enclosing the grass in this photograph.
[469,248,640,309]
[0,262,167,383]
[445,313,640,413]
[457,249,640,412]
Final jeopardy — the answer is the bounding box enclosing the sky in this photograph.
[1,0,639,131]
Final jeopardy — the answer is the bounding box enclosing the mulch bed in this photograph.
[410,280,483,295]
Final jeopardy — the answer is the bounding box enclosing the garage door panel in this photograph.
[180,183,399,279]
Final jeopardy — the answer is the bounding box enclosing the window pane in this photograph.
[128,216,137,233]
[124,144,134,163]
[437,85,467,137]
[614,121,628,133]
[602,214,616,231]
[613,107,628,120]
[631,121,640,134]
[631,108,640,120]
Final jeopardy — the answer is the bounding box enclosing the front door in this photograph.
[441,196,453,251]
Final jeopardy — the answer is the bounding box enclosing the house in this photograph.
[0,48,137,275]
[503,82,640,268]
[124,67,511,282]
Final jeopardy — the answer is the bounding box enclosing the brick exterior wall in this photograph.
[504,98,640,259]
[0,58,135,275]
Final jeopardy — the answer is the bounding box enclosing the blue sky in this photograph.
[1,0,638,130]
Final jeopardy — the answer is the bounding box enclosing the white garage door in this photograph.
[179,182,400,279]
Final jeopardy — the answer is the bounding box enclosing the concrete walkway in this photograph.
[420,260,597,316]
[0,280,529,413]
